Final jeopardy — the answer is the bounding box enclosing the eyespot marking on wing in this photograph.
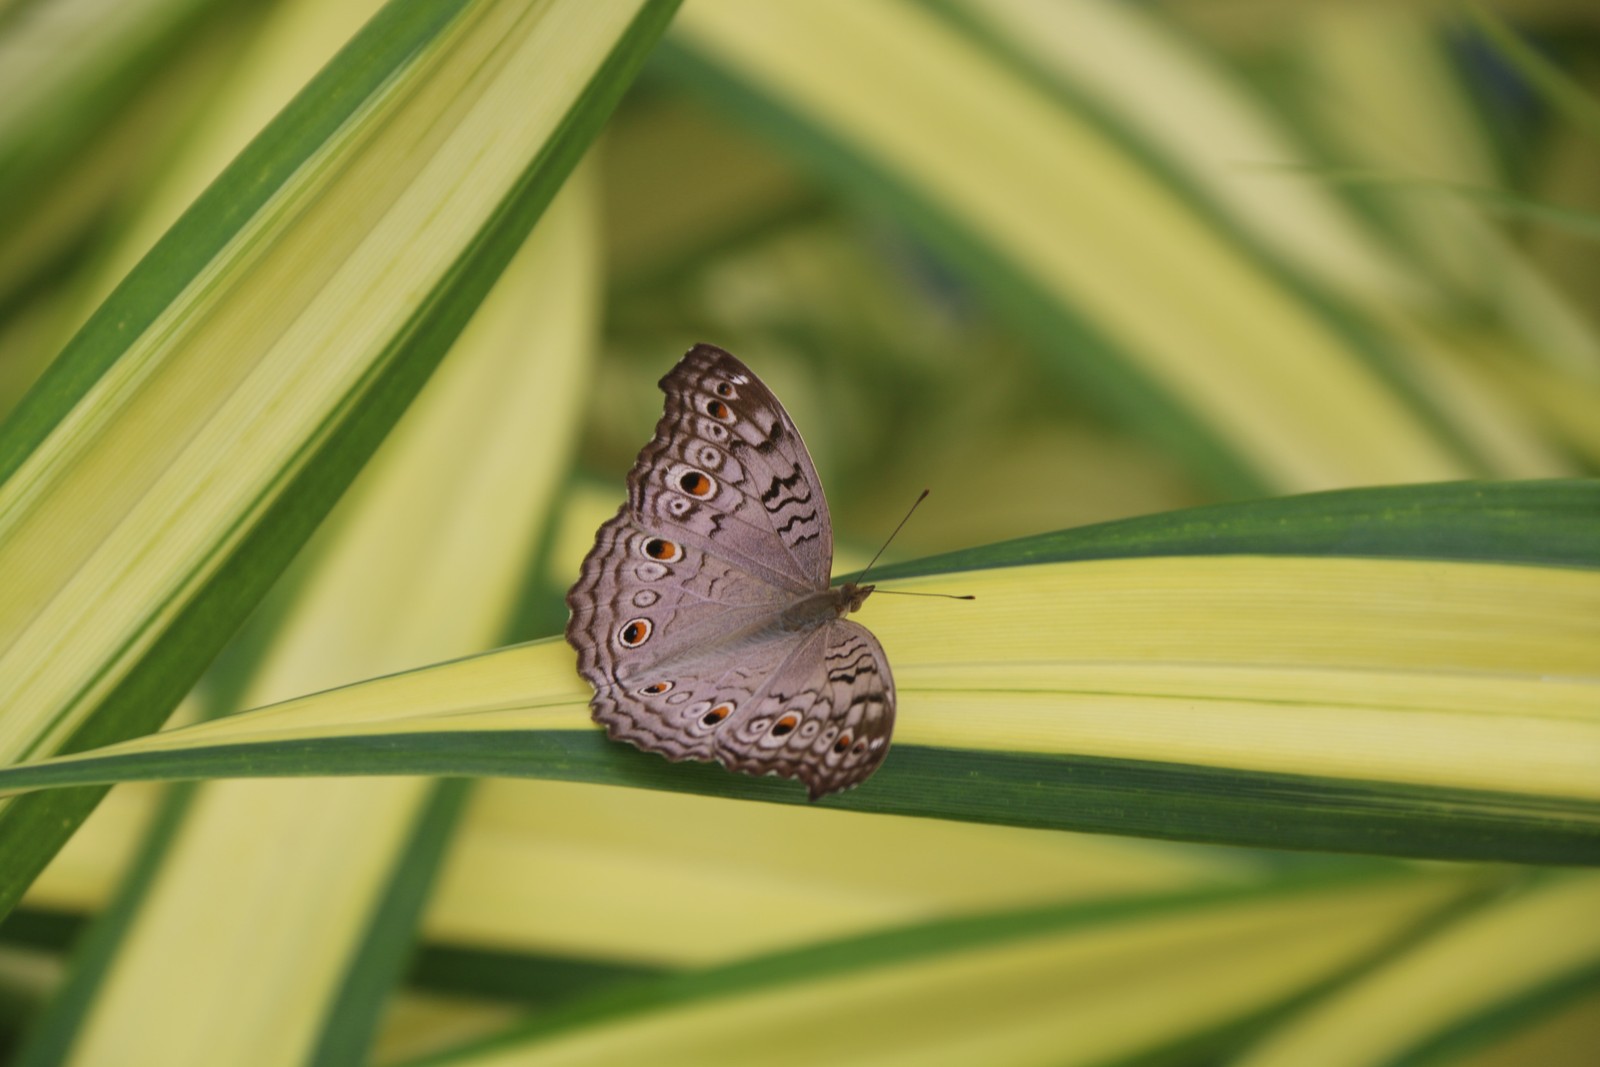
[618,618,652,648]
[642,537,682,562]
[678,469,715,497]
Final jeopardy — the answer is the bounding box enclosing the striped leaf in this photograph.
[0,481,1592,866]
[406,868,1485,1066]
[0,0,681,917]
[659,0,1574,493]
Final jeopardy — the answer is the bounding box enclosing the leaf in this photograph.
[0,0,233,302]
[1258,166,1600,243]
[418,774,1253,969]
[1462,3,1600,148]
[1234,873,1600,1067]
[0,482,1592,865]
[406,869,1481,1067]
[659,0,1524,493]
[0,0,680,918]
[22,170,602,1067]
[1297,6,1600,381]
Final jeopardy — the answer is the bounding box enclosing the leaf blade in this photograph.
[0,0,681,918]
[0,484,1593,865]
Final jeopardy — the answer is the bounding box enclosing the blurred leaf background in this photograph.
[0,0,1597,1065]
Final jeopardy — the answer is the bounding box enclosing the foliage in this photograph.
[0,1,1596,1064]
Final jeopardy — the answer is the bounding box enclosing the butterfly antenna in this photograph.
[853,490,975,600]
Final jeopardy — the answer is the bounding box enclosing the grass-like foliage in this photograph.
[0,2,1596,1065]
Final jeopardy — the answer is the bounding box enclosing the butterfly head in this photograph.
[835,581,875,616]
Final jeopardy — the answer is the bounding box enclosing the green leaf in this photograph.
[658,0,1537,493]
[1462,3,1600,148]
[18,160,604,1067]
[0,0,235,302]
[1235,873,1600,1067]
[10,784,194,1067]
[1255,167,1600,243]
[1294,6,1600,382]
[0,482,1592,866]
[867,479,1600,579]
[406,869,1482,1066]
[0,0,681,919]
[309,779,474,1067]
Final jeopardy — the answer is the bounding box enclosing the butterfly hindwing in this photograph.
[714,620,895,800]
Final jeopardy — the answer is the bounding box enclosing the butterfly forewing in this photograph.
[568,507,792,679]
[570,580,808,764]
[627,345,833,592]
[566,344,894,799]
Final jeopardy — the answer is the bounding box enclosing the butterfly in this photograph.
[565,344,893,800]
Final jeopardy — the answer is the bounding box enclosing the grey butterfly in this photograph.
[565,344,892,800]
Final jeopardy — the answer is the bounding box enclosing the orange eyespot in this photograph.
[702,702,733,726]
[705,398,732,421]
[618,618,652,648]
[772,714,799,737]
[833,732,853,754]
[679,470,714,497]
[715,381,737,399]
[643,538,681,561]
[639,681,673,696]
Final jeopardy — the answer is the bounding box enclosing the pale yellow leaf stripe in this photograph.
[424,779,1249,967]
[8,557,1597,802]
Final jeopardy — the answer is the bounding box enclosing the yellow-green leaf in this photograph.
[0,482,1592,865]
[0,0,680,916]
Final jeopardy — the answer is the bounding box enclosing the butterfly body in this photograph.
[565,345,894,800]
[779,582,873,630]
